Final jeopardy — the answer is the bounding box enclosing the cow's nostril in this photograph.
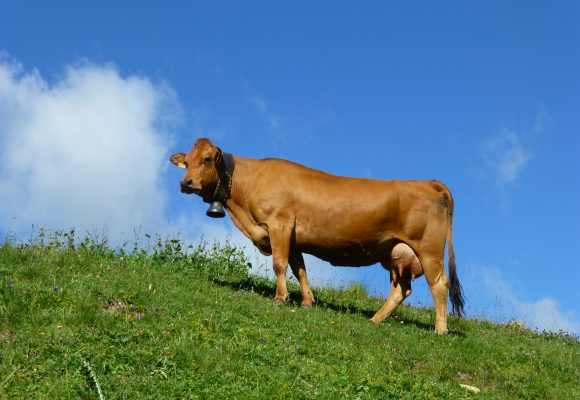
[181,178,193,188]
[180,178,198,194]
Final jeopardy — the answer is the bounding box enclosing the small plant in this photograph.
[80,356,105,400]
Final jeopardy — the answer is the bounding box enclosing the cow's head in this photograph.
[170,138,222,201]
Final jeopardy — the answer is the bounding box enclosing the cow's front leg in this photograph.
[289,251,315,307]
[269,225,293,303]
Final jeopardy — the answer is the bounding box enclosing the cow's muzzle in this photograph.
[180,179,200,194]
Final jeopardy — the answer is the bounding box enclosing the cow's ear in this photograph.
[170,153,187,169]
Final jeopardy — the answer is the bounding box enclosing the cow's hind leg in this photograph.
[421,257,450,334]
[370,274,411,324]
[289,251,315,307]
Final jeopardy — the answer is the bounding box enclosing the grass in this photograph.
[0,230,578,399]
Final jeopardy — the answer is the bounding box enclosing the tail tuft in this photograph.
[441,185,465,317]
[448,251,465,316]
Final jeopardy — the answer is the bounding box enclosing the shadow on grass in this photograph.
[211,275,465,336]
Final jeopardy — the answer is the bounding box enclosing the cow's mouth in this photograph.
[181,187,201,195]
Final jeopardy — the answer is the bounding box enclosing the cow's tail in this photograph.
[444,188,465,317]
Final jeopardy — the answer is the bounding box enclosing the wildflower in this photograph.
[351,328,356,336]
[7,281,14,288]
[137,314,142,321]
[459,384,481,394]
[260,337,267,343]
[53,286,60,293]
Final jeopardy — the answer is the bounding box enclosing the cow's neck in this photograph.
[226,156,252,211]
[225,157,265,235]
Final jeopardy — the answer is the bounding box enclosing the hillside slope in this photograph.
[1,234,578,399]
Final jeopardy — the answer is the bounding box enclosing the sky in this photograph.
[1,1,578,335]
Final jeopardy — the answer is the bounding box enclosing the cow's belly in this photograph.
[299,241,387,267]
[294,217,397,266]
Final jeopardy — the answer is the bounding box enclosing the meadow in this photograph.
[1,230,578,399]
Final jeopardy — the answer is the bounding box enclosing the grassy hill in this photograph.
[1,231,578,399]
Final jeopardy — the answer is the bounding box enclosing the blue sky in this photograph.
[1,1,578,335]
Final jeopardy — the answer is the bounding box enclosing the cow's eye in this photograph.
[203,157,212,165]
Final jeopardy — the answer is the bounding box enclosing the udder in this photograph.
[390,243,423,283]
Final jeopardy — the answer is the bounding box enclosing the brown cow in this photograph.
[171,138,464,333]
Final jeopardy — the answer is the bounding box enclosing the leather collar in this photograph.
[208,151,235,205]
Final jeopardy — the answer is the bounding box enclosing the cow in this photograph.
[171,138,465,333]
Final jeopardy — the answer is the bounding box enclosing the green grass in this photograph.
[1,230,578,399]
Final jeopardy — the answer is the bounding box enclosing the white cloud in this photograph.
[0,58,180,241]
[533,106,551,135]
[514,297,580,336]
[248,95,283,131]
[471,267,580,336]
[482,129,531,186]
